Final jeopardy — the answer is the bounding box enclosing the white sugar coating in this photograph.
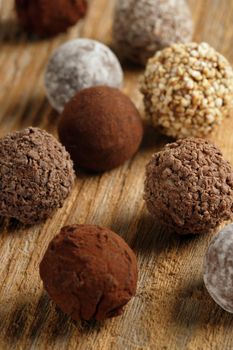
[44,39,124,112]
[203,223,233,313]
[112,0,193,65]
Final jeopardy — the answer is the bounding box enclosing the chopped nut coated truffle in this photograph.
[15,0,87,36]
[204,223,233,313]
[58,86,143,172]
[144,138,233,234]
[0,127,75,225]
[113,0,193,65]
[45,39,123,113]
[141,42,233,138]
[39,225,138,321]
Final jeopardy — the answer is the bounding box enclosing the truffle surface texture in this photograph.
[39,224,138,321]
[204,223,233,313]
[45,39,123,113]
[113,0,193,65]
[144,138,233,235]
[58,86,143,172]
[141,42,233,138]
[15,0,87,36]
[0,127,75,225]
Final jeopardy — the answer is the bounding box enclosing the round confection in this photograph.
[0,127,75,225]
[15,0,87,36]
[141,42,233,138]
[203,223,233,313]
[112,0,193,65]
[45,39,123,113]
[39,224,138,321]
[58,86,143,172]
[144,138,233,235]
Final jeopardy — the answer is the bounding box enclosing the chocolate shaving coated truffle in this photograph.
[0,127,75,225]
[141,42,233,138]
[58,86,143,172]
[45,39,123,113]
[204,223,233,313]
[15,0,87,36]
[39,225,138,321]
[113,0,193,65]
[144,138,233,234]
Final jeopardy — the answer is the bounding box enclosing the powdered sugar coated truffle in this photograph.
[113,0,193,65]
[204,223,233,313]
[45,39,124,112]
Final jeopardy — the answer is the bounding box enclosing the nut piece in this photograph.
[0,127,75,225]
[141,42,233,138]
[113,0,193,65]
[204,223,233,313]
[15,0,87,36]
[45,39,123,113]
[144,138,233,234]
[40,225,138,321]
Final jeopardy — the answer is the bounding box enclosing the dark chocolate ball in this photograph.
[0,127,74,225]
[144,138,233,234]
[58,86,143,172]
[39,225,138,321]
[15,0,87,36]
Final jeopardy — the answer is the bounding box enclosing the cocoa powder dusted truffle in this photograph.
[204,223,233,313]
[112,0,193,65]
[58,86,143,172]
[0,127,75,225]
[45,39,123,113]
[39,225,138,321]
[144,138,233,235]
[15,0,87,36]
[141,42,233,138]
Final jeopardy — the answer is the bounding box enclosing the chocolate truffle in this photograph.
[39,225,138,321]
[141,42,233,138]
[0,127,74,225]
[58,86,143,172]
[45,39,123,113]
[203,223,233,313]
[144,138,233,235]
[112,0,193,65]
[15,0,87,36]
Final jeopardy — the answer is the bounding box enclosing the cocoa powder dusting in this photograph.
[40,225,138,321]
[15,0,87,36]
[58,86,143,172]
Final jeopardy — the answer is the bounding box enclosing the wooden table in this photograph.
[1,0,233,349]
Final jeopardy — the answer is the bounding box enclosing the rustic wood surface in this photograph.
[1,0,233,349]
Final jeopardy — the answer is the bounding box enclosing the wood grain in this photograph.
[1,0,233,349]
